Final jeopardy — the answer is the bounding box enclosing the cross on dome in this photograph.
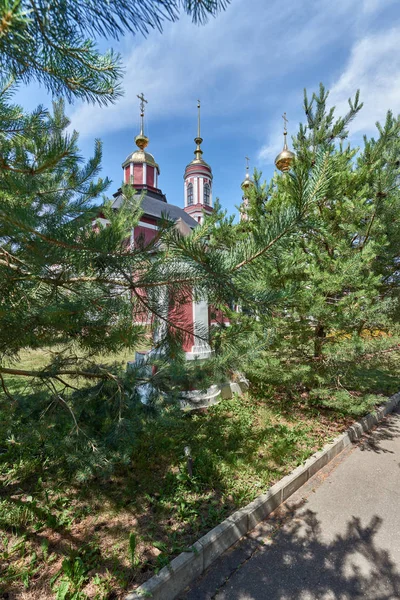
[282,112,288,134]
[137,92,148,112]
[275,112,295,173]
[137,92,148,135]
[135,93,149,150]
[197,100,201,138]
[193,99,204,162]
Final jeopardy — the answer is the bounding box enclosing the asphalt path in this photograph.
[181,405,400,600]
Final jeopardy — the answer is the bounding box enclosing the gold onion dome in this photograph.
[241,157,254,195]
[275,113,295,173]
[123,149,159,170]
[240,173,254,195]
[241,172,253,189]
[135,132,149,150]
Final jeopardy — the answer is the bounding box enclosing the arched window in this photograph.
[187,183,193,206]
[204,183,210,205]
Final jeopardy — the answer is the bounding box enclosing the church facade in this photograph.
[110,95,215,360]
[107,96,293,361]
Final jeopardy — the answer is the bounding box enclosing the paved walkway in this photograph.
[181,406,400,600]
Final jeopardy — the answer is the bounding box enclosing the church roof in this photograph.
[112,191,198,229]
[122,149,160,172]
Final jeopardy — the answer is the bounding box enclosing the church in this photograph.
[108,95,217,361]
[107,94,293,361]
[111,96,214,237]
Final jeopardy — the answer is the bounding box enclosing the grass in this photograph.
[1,346,137,397]
[3,346,136,378]
[1,346,400,599]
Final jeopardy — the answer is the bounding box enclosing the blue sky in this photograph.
[15,0,400,217]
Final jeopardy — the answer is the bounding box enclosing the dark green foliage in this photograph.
[0,90,305,481]
[236,84,400,405]
[0,0,239,482]
[1,81,399,483]
[0,0,231,104]
[0,0,399,576]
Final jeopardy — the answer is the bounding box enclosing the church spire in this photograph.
[193,100,204,163]
[184,100,213,223]
[122,92,161,194]
[135,92,149,150]
[241,156,254,222]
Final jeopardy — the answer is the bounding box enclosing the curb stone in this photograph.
[125,391,400,600]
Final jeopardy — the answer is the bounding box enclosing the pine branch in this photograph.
[232,225,296,271]
[0,366,121,380]
[0,0,230,104]
[0,372,14,402]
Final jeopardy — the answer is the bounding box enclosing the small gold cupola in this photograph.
[275,112,295,173]
[241,156,254,197]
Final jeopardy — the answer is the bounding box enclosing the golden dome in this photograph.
[122,150,159,173]
[241,172,254,195]
[241,157,254,196]
[275,117,295,173]
[135,133,149,150]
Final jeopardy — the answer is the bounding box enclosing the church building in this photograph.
[107,95,294,361]
[110,94,215,360]
[111,96,213,242]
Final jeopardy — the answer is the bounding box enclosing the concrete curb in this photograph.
[126,391,400,600]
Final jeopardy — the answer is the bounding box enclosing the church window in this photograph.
[204,183,210,205]
[187,182,193,205]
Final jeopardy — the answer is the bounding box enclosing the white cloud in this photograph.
[70,0,266,138]
[258,20,400,165]
[329,28,400,135]
[362,0,398,14]
[70,0,368,140]
[257,123,285,164]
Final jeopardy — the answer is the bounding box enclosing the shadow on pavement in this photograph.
[359,411,400,454]
[213,510,400,600]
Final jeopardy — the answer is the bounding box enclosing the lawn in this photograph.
[1,347,399,599]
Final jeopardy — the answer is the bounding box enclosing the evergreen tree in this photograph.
[239,85,400,406]
[0,0,249,475]
[0,0,305,413]
[0,0,231,103]
[2,0,398,471]
[0,91,308,477]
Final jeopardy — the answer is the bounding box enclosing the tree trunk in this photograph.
[314,322,326,359]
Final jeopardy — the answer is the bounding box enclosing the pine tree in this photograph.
[2,0,398,471]
[0,0,231,103]
[0,91,305,477]
[0,0,246,475]
[0,0,306,477]
[239,85,400,406]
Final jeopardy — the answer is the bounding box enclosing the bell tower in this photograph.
[183,101,213,224]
